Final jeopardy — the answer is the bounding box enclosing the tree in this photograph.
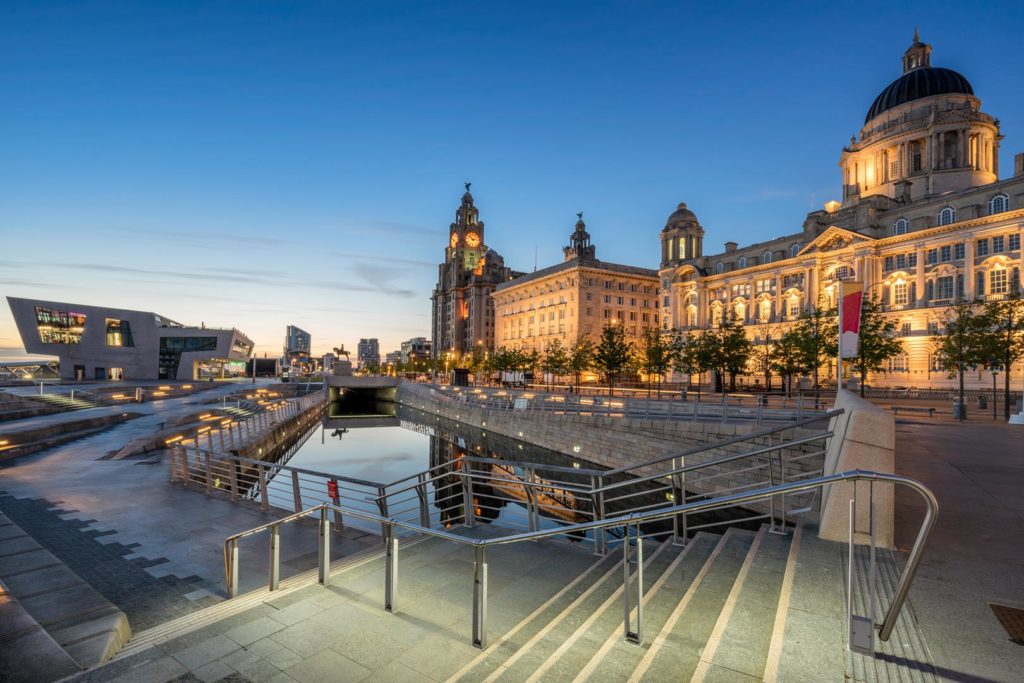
[980,292,1024,419]
[749,326,777,392]
[718,316,753,392]
[566,338,594,394]
[770,329,805,397]
[849,296,904,397]
[638,328,673,397]
[933,299,989,421]
[593,324,634,396]
[790,302,838,404]
[540,340,569,390]
[673,330,712,401]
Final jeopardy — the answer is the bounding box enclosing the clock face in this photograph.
[450,233,458,248]
[465,232,480,248]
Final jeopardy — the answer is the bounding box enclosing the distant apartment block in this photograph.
[7,297,253,381]
[400,337,432,364]
[284,325,311,362]
[357,338,380,368]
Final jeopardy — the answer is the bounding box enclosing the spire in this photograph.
[902,29,931,73]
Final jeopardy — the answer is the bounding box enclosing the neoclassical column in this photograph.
[915,243,927,305]
[964,238,976,300]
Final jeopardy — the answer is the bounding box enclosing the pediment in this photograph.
[798,226,875,256]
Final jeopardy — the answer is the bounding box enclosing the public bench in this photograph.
[890,405,935,417]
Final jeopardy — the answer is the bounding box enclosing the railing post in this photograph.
[292,470,302,512]
[848,497,873,655]
[671,459,686,546]
[269,524,280,591]
[376,487,390,542]
[462,460,475,527]
[257,464,269,510]
[623,523,644,644]
[318,507,331,586]
[415,476,430,527]
[524,467,537,532]
[227,540,240,598]
[472,545,488,649]
[228,458,239,501]
[204,452,213,494]
[384,523,398,613]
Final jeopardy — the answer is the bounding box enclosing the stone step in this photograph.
[691,525,792,681]
[520,538,684,683]
[568,532,722,683]
[0,580,80,683]
[0,512,130,671]
[473,540,667,683]
[628,527,757,682]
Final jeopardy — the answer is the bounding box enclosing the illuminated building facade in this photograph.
[492,215,659,354]
[659,34,1024,389]
[357,338,380,368]
[283,325,311,363]
[431,187,521,360]
[6,296,253,381]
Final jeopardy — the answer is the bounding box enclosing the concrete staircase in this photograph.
[26,393,100,412]
[445,525,938,683]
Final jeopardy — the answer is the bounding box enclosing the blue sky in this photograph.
[2,1,1022,358]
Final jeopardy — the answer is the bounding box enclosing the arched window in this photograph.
[715,262,724,274]
[938,206,956,226]
[762,250,772,264]
[791,243,801,258]
[738,256,747,269]
[893,217,909,236]
[989,193,1010,215]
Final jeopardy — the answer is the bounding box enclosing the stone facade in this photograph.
[659,35,1024,390]
[491,216,660,354]
[431,187,520,360]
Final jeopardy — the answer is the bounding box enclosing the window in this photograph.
[1010,234,1021,251]
[935,276,954,301]
[908,253,918,267]
[888,354,908,372]
[603,295,611,304]
[926,249,937,264]
[105,319,134,347]
[940,245,951,262]
[901,322,912,337]
[991,269,1008,294]
[893,283,908,305]
[791,243,801,257]
[617,296,624,305]
[738,256,747,269]
[954,243,965,260]
[832,266,853,281]
[893,218,909,236]
[993,236,1005,253]
[889,160,899,179]
[789,299,800,317]
[928,321,939,335]
[976,271,985,296]
[977,238,989,256]
[896,254,907,269]
[762,250,772,264]
[715,262,724,274]
[34,306,87,345]
[884,256,894,271]
[663,296,670,307]
[989,193,1010,215]
[938,206,956,226]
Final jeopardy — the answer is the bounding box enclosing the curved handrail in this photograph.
[224,468,936,643]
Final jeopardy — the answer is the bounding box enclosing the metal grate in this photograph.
[990,603,1024,645]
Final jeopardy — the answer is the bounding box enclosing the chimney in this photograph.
[724,241,738,253]
[1015,152,1024,177]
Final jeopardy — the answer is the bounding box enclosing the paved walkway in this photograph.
[0,382,375,633]
[894,416,1024,682]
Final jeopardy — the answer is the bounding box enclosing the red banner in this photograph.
[839,281,864,359]
[327,479,339,500]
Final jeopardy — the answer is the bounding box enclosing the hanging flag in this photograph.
[839,280,865,359]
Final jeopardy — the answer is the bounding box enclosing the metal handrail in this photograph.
[602,409,843,476]
[223,469,936,649]
[593,431,834,494]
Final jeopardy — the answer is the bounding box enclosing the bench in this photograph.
[891,405,935,416]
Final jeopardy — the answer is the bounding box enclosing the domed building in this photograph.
[659,33,1024,391]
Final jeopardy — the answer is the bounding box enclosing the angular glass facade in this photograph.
[34,306,86,344]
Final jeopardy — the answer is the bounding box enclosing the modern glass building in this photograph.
[7,297,254,381]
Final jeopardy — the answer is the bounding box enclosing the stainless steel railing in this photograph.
[222,469,937,651]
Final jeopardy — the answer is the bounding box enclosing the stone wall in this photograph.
[398,382,830,511]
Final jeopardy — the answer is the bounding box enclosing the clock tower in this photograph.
[431,184,521,365]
